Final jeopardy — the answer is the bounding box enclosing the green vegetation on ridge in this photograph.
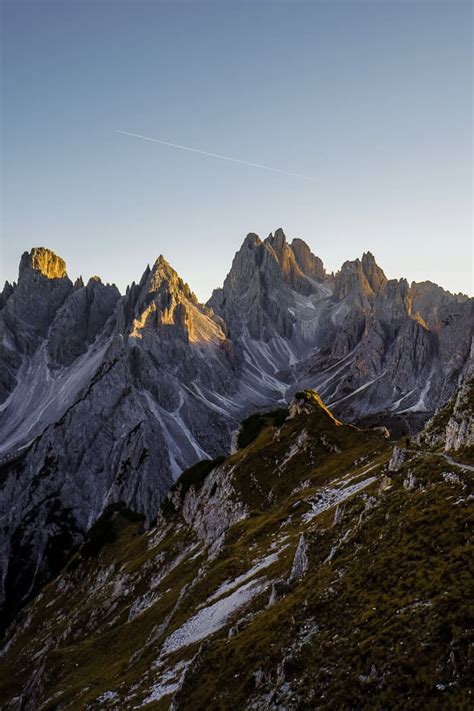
[0,390,472,710]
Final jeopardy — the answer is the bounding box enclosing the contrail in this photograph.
[116,129,315,181]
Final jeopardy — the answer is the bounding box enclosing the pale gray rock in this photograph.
[0,282,14,311]
[291,238,325,280]
[418,341,473,452]
[0,248,73,403]
[3,248,73,355]
[444,345,474,452]
[388,446,407,472]
[0,250,240,632]
[403,472,417,491]
[47,277,120,367]
[289,533,308,581]
[208,231,296,340]
[181,463,248,556]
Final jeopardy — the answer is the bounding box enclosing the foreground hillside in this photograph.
[1,391,472,710]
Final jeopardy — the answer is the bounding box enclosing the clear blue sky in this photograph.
[1,0,472,299]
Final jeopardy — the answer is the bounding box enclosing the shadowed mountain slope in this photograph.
[0,391,472,709]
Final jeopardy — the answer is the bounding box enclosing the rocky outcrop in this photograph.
[19,247,68,280]
[0,248,75,404]
[1,248,73,358]
[181,463,248,557]
[208,229,472,424]
[47,277,120,367]
[291,238,325,280]
[418,342,473,452]
[0,282,14,311]
[208,231,296,341]
[388,446,407,472]
[444,349,473,452]
[333,252,387,303]
[289,533,308,581]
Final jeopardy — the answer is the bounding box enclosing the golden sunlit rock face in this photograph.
[412,311,430,331]
[27,247,68,279]
[129,254,227,345]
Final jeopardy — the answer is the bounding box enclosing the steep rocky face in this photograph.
[264,228,322,296]
[0,282,14,311]
[123,255,226,347]
[445,374,474,452]
[20,246,68,279]
[419,344,474,455]
[207,229,335,408]
[6,248,73,353]
[333,251,386,303]
[208,232,295,341]
[208,229,334,342]
[208,230,472,424]
[291,237,326,280]
[0,249,121,452]
[1,391,472,710]
[0,251,240,634]
[0,249,74,402]
[276,260,470,421]
[47,277,120,367]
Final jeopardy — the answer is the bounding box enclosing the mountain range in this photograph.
[0,229,472,637]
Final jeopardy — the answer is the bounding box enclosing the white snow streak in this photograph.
[207,551,281,603]
[162,578,263,654]
[303,475,377,523]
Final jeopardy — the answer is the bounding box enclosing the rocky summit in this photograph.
[0,230,472,707]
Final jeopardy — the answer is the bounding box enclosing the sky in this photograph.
[1,0,472,300]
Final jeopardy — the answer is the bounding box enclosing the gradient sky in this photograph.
[1,0,472,299]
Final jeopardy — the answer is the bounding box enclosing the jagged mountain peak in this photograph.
[123,253,225,345]
[264,229,326,282]
[334,251,387,301]
[153,253,173,270]
[0,281,15,310]
[290,237,326,280]
[265,226,287,249]
[19,247,68,280]
[260,229,326,291]
[242,232,262,249]
[141,254,197,305]
[361,251,387,292]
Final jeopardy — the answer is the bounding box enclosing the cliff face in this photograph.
[0,232,472,635]
[0,251,239,634]
[419,343,474,455]
[209,229,472,421]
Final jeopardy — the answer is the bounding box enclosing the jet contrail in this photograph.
[116,129,315,181]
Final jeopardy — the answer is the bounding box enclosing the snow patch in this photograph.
[138,660,189,706]
[207,551,281,603]
[303,476,377,523]
[162,578,264,654]
[279,430,308,469]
